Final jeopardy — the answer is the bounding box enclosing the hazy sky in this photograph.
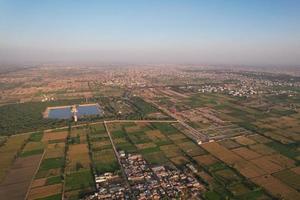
[0,0,300,66]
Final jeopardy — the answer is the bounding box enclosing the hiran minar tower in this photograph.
[71,105,78,122]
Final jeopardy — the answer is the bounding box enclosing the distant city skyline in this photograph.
[0,0,300,67]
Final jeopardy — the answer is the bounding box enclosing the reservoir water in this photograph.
[47,104,102,119]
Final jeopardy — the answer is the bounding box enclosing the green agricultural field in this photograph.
[65,170,94,191]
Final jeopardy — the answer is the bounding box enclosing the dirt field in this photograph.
[250,157,284,173]
[273,169,300,190]
[201,142,242,165]
[248,143,276,155]
[28,183,62,200]
[234,160,266,178]
[0,134,30,181]
[0,154,43,200]
[193,154,218,166]
[248,134,272,143]
[202,142,266,178]
[234,136,256,146]
[160,144,183,158]
[145,130,167,141]
[66,144,90,171]
[44,143,65,159]
[31,178,46,188]
[232,147,261,160]
[42,131,68,142]
[251,175,300,200]
[136,142,157,149]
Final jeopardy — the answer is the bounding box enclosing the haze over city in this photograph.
[1,1,300,200]
[1,0,300,66]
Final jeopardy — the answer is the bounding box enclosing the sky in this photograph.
[0,0,300,67]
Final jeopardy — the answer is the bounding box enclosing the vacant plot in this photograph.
[214,168,241,184]
[250,157,284,173]
[228,183,251,196]
[44,143,65,159]
[273,169,300,190]
[177,141,206,157]
[21,142,44,157]
[28,183,62,200]
[234,160,266,179]
[167,133,186,141]
[160,144,183,158]
[232,147,261,160]
[136,142,157,150]
[0,134,30,181]
[0,154,43,200]
[291,166,300,175]
[248,134,272,144]
[234,136,256,146]
[170,156,189,166]
[42,131,68,142]
[67,144,90,171]
[31,178,47,188]
[193,154,218,166]
[251,175,300,200]
[265,154,296,168]
[248,144,276,155]
[201,142,242,165]
[218,139,241,149]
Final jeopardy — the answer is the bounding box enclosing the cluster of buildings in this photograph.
[85,172,130,200]
[152,165,204,198]
[120,153,163,199]
[120,153,204,199]
[197,84,258,97]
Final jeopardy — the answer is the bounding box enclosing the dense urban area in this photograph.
[0,65,300,200]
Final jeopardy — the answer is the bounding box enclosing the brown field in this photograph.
[170,156,189,166]
[0,154,43,200]
[167,133,186,141]
[160,144,183,158]
[232,147,261,160]
[248,144,276,155]
[66,144,90,171]
[234,136,256,146]
[248,134,272,143]
[234,160,266,178]
[28,183,62,200]
[201,142,242,165]
[42,131,68,142]
[22,142,44,152]
[218,139,241,149]
[125,126,141,133]
[31,178,46,188]
[229,183,251,196]
[44,143,65,159]
[201,142,266,178]
[251,175,300,200]
[193,154,218,166]
[273,169,300,190]
[266,154,295,168]
[263,132,293,144]
[250,157,284,174]
[177,141,206,157]
[136,142,157,150]
[145,130,167,141]
[0,134,30,181]
[291,166,300,175]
